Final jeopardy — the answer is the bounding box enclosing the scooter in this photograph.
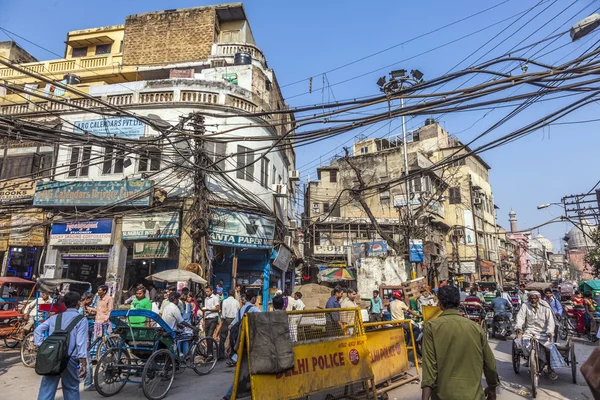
[491,312,513,339]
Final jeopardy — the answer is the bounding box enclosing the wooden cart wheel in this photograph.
[511,341,520,374]
[570,345,577,384]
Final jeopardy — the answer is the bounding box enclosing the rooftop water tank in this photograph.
[234,52,252,66]
[63,74,81,85]
[424,118,436,126]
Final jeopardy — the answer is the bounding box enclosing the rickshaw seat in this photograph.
[38,303,67,313]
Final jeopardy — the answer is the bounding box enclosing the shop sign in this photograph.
[60,246,110,259]
[122,212,180,240]
[74,117,145,139]
[272,246,292,272]
[0,217,9,251]
[50,220,113,246]
[33,180,152,207]
[458,261,476,274]
[409,239,424,263]
[9,211,45,247]
[480,261,494,276]
[314,245,345,255]
[169,68,194,79]
[208,208,275,249]
[0,180,36,204]
[133,241,169,259]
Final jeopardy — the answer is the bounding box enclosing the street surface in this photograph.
[0,338,596,399]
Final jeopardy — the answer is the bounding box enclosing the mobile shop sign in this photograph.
[208,208,275,249]
[33,181,152,207]
[122,212,180,240]
[409,239,424,263]
[74,117,145,139]
[50,220,113,246]
[252,336,373,399]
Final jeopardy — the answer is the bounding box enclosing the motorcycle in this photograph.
[491,312,513,339]
[403,312,423,357]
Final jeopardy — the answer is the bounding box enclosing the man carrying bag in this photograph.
[34,291,88,400]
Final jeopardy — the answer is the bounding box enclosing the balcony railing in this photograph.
[212,42,266,66]
[0,54,123,79]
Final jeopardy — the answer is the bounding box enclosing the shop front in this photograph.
[1,210,46,279]
[121,212,180,292]
[48,219,114,292]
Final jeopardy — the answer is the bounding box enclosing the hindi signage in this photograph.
[122,212,180,240]
[0,180,36,204]
[50,220,113,246]
[9,211,45,247]
[74,117,145,139]
[208,208,275,249]
[33,181,152,207]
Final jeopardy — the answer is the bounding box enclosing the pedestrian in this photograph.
[459,287,468,302]
[234,285,242,301]
[518,283,529,304]
[273,294,285,310]
[293,292,305,310]
[544,287,563,340]
[421,286,499,400]
[129,286,152,327]
[418,287,437,312]
[340,288,359,327]
[325,286,344,336]
[159,285,177,315]
[34,291,88,400]
[369,290,383,322]
[283,291,295,311]
[220,290,240,360]
[151,291,163,314]
[584,292,598,338]
[203,286,220,358]
[87,284,113,340]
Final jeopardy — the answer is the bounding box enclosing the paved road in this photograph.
[0,337,596,399]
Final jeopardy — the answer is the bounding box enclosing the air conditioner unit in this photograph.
[284,235,293,248]
[474,198,483,205]
[289,170,300,181]
[379,190,390,200]
[274,184,284,194]
[288,220,298,229]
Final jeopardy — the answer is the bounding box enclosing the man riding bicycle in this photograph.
[515,290,557,380]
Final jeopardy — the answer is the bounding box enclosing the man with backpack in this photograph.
[34,291,88,400]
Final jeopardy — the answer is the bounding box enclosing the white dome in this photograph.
[533,233,554,253]
[566,220,596,249]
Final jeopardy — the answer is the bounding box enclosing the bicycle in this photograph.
[3,316,25,348]
[89,322,120,362]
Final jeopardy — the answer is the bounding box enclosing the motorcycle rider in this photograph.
[491,291,512,336]
[515,291,557,380]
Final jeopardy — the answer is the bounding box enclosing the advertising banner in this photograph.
[122,212,180,240]
[33,180,152,207]
[350,241,387,267]
[49,220,113,246]
[9,211,45,247]
[208,208,275,249]
[74,117,145,139]
[365,326,409,384]
[133,241,169,259]
[0,180,36,204]
[409,239,424,263]
[463,210,475,246]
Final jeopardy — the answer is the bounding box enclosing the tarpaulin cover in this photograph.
[248,311,294,374]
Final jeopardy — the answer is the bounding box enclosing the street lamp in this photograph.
[537,202,562,210]
[570,13,600,41]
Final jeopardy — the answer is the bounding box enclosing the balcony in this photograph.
[211,42,266,67]
[0,54,125,80]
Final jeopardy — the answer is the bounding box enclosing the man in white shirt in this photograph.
[23,292,52,335]
[162,292,197,332]
[203,286,220,360]
[219,290,240,360]
[293,292,305,310]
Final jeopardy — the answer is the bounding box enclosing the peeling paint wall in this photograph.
[356,256,409,299]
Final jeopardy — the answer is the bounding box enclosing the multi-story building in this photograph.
[0,4,297,307]
[304,120,501,293]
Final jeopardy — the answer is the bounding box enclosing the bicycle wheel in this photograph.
[192,337,218,376]
[142,349,175,400]
[570,345,577,384]
[511,341,520,374]
[97,334,120,361]
[559,317,568,340]
[3,318,22,348]
[94,348,128,397]
[20,332,36,367]
[529,349,538,399]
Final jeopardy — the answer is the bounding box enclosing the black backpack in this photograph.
[35,313,84,376]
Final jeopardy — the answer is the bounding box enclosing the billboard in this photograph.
[350,241,388,267]
[122,212,180,240]
[463,210,475,246]
[208,208,275,249]
[50,220,113,246]
[33,181,152,207]
[74,117,145,139]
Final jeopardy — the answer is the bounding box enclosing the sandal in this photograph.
[549,370,558,381]
[226,360,236,367]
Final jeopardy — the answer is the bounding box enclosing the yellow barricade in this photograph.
[422,305,443,322]
[232,308,376,400]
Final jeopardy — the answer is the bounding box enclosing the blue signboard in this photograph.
[33,181,152,207]
[74,117,146,139]
[208,208,275,249]
[50,219,113,246]
[409,239,424,263]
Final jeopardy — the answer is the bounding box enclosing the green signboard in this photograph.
[133,241,169,259]
[33,181,152,207]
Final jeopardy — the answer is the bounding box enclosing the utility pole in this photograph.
[469,175,482,279]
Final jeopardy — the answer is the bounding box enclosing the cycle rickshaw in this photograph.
[460,301,490,338]
[0,277,35,348]
[94,309,218,400]
[511,334,577,398]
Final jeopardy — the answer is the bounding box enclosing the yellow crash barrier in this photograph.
[422,305,442,322]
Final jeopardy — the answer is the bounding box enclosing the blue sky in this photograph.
[2,0,599,250]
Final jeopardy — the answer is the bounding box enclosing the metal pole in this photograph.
[469,175,482,280]
[401,97,415,279]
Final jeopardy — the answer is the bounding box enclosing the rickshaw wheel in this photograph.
[20,332,36,367]
[511,341,520,374]
[142,349,175,400]
[481,320,489,339]
[192,337,218,376]
[94,348,127,397]
[570,345,577,384]
[559,318,568,340]
[3,318,21,348]
[529,348,538,399]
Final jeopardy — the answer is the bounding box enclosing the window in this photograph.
[95,44,112,55]
[449,156,466,168]
[0,154,50,179]
[409,177,422,193]
[203,141,227,170]
[323,202,330,213]
[271,165,276,185]
[72,47,87,57]
[331,203,341,218]
[449,187,462,205]
[119,40,124,53]
[220,30,241,42]
[138,148,161,172]
[236,145,254,181]
[102,147,125,174]
[67,146,92,177]
[260,158,269,188]
[360,146,369,154]
[330,170,337,183]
